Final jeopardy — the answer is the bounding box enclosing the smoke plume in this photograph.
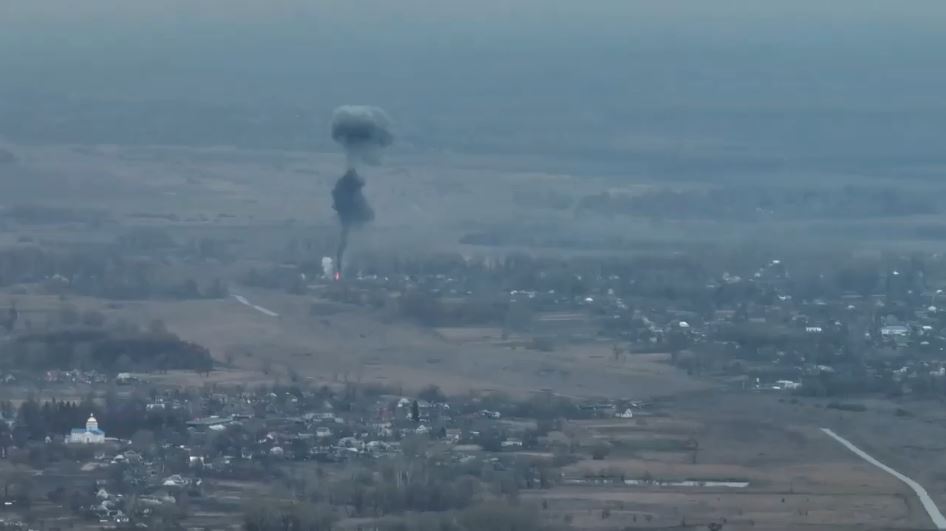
[331,105,393,168]
[330,105,393,275]
[321,257,335,279]
[332,169,374,273]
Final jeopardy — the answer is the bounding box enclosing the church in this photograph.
[67,414,106,444]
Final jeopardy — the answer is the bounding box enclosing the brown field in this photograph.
[14,286,702,399]
[670,391,946,522]
[435,326,512,343]
[520,394,933,530]
[527,489,913,530]
[0,285,707,399]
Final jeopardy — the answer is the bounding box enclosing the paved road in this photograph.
[821,427,946,530]
[231,294,279,317]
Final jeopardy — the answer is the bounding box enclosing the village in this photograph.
[0,368,655,529]
[295,248,946,400]
[3,244,946,528]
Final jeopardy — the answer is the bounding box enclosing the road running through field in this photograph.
[231,294,279,318]
[821,427,946,530]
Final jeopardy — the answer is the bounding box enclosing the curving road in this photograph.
[231,293,279,318]
[821,428,946,530]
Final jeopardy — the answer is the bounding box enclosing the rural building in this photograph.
[67,414,105,444]
[881,325,910,337]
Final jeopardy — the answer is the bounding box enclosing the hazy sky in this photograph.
[5,1,945,45]
[4,0,944,104]
[1,1,945,166]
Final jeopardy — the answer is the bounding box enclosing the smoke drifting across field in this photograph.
[330,105,394,275]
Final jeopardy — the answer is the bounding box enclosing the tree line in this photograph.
[1,326,213,374]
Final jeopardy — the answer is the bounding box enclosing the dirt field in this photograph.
[0,284,707,399]
[105,289,706,399]
[528,489,913,530]
[521,398,932,530]
[665,391,946,525]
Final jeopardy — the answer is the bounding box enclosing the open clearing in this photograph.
[126,290,708,398]
[521,398,930,530]
[822,428,946,530]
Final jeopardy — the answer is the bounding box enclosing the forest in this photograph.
[1,327,213,374]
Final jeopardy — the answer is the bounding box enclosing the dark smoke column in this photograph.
[330,105,394,278]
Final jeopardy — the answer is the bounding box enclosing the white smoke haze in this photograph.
[321,257,335,279]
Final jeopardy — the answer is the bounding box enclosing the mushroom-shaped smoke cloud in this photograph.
[331,105,394,168]
[329,105,394,277]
